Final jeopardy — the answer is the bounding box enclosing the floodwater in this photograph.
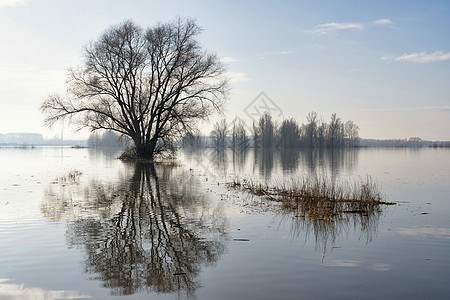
[0,146,449,299]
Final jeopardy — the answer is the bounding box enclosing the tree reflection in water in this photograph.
[42,163,228,298]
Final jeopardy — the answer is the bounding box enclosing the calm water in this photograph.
[0,146,449,299]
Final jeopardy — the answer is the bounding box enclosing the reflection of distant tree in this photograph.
[280,148,300,172]
[42,163,227,299]
[207,148,228,177]
[254,148,274,180]
[299,148,359,177]
[232,148,249,174]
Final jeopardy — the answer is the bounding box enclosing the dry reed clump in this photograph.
[228,175,395,220]
[54,170,83,185]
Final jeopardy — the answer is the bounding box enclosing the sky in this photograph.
[0,0,449,140]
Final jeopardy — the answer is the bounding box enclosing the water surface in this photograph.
[1,147,449,299]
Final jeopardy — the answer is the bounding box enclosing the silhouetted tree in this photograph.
[252,120,260,148]
[344,120,360,147]
[210,119,229,149]
[327,113,343,147]
[305,112,318,148]
[257,112,275,148]
[41,19,228,159]
[279,118,300,148]
[231,118,250,151]
[317,119,327,148]
[181,131,204,149]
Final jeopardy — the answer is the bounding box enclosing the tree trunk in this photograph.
[134,139,156,159]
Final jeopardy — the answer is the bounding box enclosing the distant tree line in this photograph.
[208,111,360,150]
[359,137,440,147]
[87,131,128,147]
[0,133,44,145]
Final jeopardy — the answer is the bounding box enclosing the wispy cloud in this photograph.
[310,22,364,34]
[374,18,392,25]
[253,50,294,60]
[382,51,450,63]
[358,106,450,113]
[373,263,392,271]
[309,18,393,35]
[395,227,450,239]
[220,57,237,63]
[323,260,361,267]
[225,72,249,82]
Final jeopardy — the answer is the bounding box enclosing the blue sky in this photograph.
[0,0,449,140]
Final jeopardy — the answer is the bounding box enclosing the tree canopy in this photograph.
[41,18,228,159]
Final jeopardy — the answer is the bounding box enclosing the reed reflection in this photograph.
[281,204,382,254]
[42,163,227,298]
[274,175,385,254]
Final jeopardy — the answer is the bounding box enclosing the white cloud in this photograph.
[220,57,237,63]
[279,50,294,55]
[310,18,394,34]
[386,51,450,63]
[373,263,392,271]
[0,279,91,299]
[310,22,364,34]
[224,72,249,82]
[374,18,393,25]
[395,227,450,239]
[323,260,361,267]
[0,0,27,8]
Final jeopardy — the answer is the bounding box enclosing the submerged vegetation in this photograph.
[229,175,395,252]
[229,175,395,219]
[53,170,83,185]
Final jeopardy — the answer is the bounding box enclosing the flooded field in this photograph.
[1,146,449,299]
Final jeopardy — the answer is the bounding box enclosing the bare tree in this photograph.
[41,19,228,159]
[279,118,300,148]
[181,131,204,149]
[231,118,250,151]
[344,120,360,147]
[317,119,327,148]
[252,120,260,148]
[327,113,343,147]
[258,112,275,148]
[210,119,229,149]
[305,111,318,148]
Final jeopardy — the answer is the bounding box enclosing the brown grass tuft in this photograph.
[228,175,395,220]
